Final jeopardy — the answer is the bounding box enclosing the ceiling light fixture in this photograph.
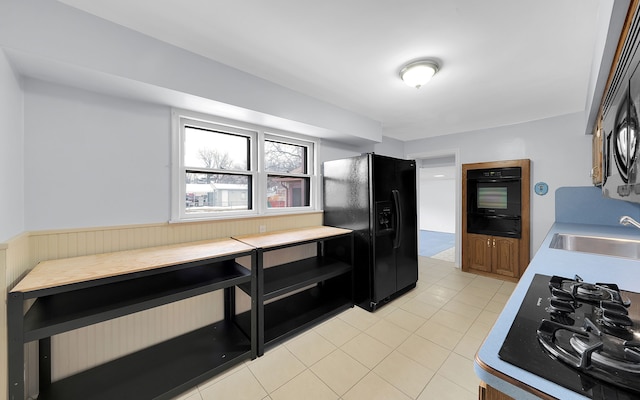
[400,60,439,89]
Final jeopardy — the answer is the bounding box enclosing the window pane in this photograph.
[264,140,307,173]
[267,175,310,208]
[186,172,251,212]
[184,127,249,170]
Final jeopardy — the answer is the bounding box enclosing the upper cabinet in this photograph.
[592,117,604,186]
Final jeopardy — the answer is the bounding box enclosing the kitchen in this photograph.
[1,1,639,399]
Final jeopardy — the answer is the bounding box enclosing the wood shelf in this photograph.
[8,227,352,399]
[8,240,256,400]
[232,226,352,251]
[11,238,254,296]
[234,226,354,356]
[21,260,250,341]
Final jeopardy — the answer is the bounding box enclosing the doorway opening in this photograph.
[411,152,459,266]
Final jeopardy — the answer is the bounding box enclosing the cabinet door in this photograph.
[467,234,492,273]
[479,381,515,400]
[492,237,520,278]
[592,119,603,186]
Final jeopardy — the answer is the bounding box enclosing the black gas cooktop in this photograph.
[499,274,640,400]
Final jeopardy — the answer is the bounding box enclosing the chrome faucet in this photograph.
[619,215,640,229]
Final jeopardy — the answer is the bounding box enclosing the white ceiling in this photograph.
[57,0,610,141]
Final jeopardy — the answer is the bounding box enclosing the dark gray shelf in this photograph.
[262,278,352,347]
[36,320,251,400]
[22,260,251,342]
[236,275,352,350]
[237,256,351,300]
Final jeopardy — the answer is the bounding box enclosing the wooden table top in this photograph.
[233,226,351,249]
[11,238,254,294]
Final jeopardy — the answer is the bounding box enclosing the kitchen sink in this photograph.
[549,233,640,259]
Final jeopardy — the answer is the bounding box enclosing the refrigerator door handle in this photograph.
[392,189,403,249]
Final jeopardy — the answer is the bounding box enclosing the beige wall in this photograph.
[3,212,322,398]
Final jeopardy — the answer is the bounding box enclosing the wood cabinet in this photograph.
[462,159,530,280]
[478,381,514,400]
[591,117,604,186]
[466,233,520,278]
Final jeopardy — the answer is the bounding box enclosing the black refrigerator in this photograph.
[322,153,418,311]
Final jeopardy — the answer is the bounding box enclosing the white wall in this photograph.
[20,79,373,231]
[318,139,363,164]
[406,112,594,255]
[24,79,171,230]
[0,0,612,248]
[319,135,407,164]
[0,49,24,242]
[372,136,405,159]
[0,0,381,146]
[419,173,455,233]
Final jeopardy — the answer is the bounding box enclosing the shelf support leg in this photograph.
[256,249,264,357]
[249,249,258,359]
[224,287,235,321]
[39,337,52,390]
[7,292,24,400]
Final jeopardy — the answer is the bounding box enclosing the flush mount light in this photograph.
[400,60,439,89]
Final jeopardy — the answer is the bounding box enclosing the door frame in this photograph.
[406,148,461,267]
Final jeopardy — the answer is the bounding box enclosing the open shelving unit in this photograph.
[234,226,354,356]
[8,239,257,400]
[7,227,354,399]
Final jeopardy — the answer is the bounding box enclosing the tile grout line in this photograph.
[182,259,513,400]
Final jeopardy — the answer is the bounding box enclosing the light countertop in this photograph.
[474,222,640,399]
[11,238,255,294]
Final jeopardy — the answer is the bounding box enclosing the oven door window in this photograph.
[471,180,521,217]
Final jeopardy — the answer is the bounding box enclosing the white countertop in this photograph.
[474,222,640,399]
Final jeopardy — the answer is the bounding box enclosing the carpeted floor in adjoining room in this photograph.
[419,230,455,261]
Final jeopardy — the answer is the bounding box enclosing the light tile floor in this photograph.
[172,256,516,400]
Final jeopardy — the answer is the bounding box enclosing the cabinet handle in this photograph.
[492,239,496,247]
[487,238,490,247]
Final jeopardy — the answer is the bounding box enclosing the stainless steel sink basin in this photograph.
[549,233,640,259]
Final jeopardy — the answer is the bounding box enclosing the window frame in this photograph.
[171,109,320,222]
[262,132,315,214]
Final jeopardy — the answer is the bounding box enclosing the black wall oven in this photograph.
[467,167,522,238]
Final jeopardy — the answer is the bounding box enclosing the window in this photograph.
[172,110,318,221]
[265,137,311,209]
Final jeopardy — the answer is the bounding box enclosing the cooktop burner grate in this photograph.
[499,274,640,400]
